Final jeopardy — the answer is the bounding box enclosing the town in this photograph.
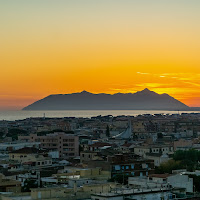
[0,113,200,199]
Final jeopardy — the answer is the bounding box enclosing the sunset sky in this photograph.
[0,0,200,110]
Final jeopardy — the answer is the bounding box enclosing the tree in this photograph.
[173,149,200,171]
[109,174,130,185]
[22,179,38,192]
[106,125,110,138]
[173,150,185,161]
[0,132,4,139]
[156,149,200,174]
[7,128,27,140]
[155,159,183,174]
[188,175,200,192]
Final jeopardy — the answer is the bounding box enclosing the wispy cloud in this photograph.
[137,72,149,75]
[107,72,200,106]
[183,82,200,87]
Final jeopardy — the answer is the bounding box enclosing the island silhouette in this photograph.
[22,88,199,111]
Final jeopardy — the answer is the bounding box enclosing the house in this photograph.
[9,147,52,167]
[134,144,173,157]
[0,173,21,193]
[108,154,155,178]
[80,151,102,163]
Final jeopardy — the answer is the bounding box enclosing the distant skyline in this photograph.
[0,0,200,110]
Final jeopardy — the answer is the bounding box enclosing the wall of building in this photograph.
[9,153,52,166]
[19,133,79,159]
[91,190,172,200]
[167,174,193,193]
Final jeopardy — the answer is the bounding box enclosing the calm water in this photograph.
[0,110,199,121]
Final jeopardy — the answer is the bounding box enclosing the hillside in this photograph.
[23,89,190,111]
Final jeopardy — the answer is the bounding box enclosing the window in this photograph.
[131,164,134,169]
[114,165,120,171]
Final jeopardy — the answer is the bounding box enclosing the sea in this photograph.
[0,110,200,121]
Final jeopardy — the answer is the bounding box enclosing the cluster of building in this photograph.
[0,113,200,199]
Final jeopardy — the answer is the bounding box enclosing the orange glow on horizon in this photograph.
[0,1,200,110]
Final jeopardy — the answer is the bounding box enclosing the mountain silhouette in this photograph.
[23,89,190,111]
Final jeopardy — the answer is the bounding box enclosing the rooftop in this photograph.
[10,147,47,154]
[148,174,170,178]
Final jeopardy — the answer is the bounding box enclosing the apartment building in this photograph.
[18,132,79,158]
[9,147,52,167]
[134,144,173,157]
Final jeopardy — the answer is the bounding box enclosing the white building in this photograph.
[167,174,193,193]
[91,188,172,200]
[128,173,193,193]
[128,174,170,189]
[134,145,173,157]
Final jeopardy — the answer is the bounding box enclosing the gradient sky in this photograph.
[0,0,200,110]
